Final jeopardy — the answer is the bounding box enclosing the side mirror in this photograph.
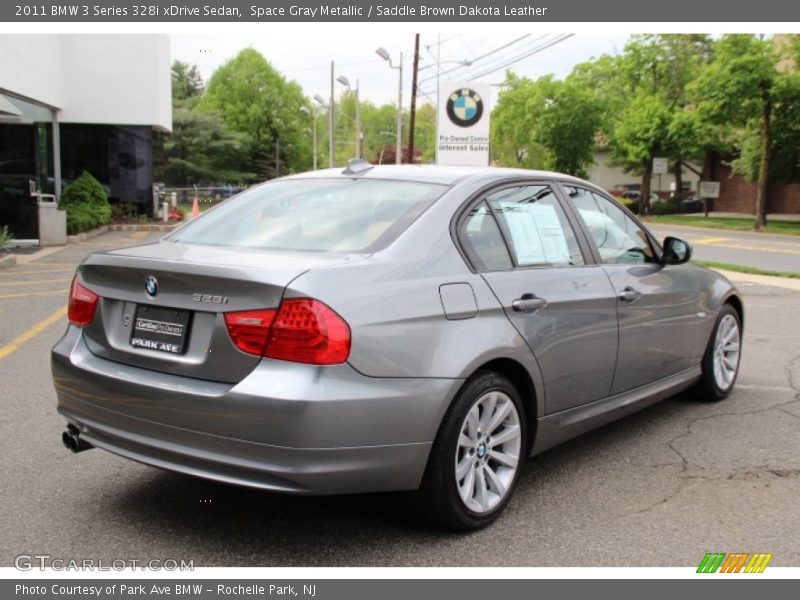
[662,236,692,265]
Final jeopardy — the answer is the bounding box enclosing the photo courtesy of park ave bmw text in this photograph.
[0,0,799,595]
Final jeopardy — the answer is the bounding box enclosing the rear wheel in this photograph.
[695,304,742,401]
[419,371,527,531]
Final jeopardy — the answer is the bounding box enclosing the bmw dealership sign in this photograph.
[437,82,490,167]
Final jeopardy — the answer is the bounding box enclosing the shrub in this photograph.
[650,199,680,215]
[0,225,13,253]
[111,202,139,222]
[61,171,112,234]
[617,196,640,215]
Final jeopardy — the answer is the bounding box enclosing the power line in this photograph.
[466,34,575,81]
[417,34,534,86]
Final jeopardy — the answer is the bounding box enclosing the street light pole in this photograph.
[329,60,335,168]
[355,79,361,159]
[337,75,362,160]
[377,46,403,164]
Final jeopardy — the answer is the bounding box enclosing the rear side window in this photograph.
[169,178,446,253]
[460,202,513,271]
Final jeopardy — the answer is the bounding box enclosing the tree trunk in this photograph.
[641,159,653,216]
[755,94,771,230]
[673,161,683,198]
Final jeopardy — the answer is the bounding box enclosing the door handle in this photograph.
[618,286,642,303]
[511,294,547,314]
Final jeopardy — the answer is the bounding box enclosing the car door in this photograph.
[559,185,708,394]
[457,182,619,414]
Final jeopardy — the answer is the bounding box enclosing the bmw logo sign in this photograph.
[446,88,484,128]
[144,275,159,298]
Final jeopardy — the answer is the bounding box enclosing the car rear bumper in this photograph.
[52,326,461,494]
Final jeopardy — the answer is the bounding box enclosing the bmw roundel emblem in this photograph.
[144,275,159,298]
[446,87,484,128]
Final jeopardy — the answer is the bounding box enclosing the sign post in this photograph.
[437,82,490,166]
[652,157,668,199]
[698,180,720,218]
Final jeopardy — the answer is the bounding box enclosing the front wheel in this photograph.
[418,371,527,531]
[695,304,742,402]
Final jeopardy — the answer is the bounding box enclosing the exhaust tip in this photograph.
[62,427,93,453]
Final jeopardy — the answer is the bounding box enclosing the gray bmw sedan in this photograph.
[52,162,743,530]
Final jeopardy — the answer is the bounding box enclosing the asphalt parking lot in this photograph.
[1,229,799,567]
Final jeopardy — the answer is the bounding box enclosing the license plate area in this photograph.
[129,305,191,355]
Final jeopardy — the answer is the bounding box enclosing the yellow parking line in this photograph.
[0,278,72,287]
[0,268,74,276]
[692,237,731,244]
[126,231,149,240]
[0,306,67,360]
[27,262,77,267]
[0,289,68,300]
[713,242,800,256]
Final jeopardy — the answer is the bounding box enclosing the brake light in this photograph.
[224,309,276,356]
[266,298,351,365]
[68,277,99,327]
[224,298,350,365]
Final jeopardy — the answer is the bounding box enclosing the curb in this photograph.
[108,223,180,232]
[66,225,109,245]
[710,268,800,293]
[66,222,180,244]
[0,254,16,270]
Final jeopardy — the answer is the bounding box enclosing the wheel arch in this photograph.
[723,293,744,332]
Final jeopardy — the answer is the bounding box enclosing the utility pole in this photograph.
[329,61,335,168]
[396,52,403,164]
[407,34,420,165]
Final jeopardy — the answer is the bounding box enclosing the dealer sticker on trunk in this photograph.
[129,305,191,355]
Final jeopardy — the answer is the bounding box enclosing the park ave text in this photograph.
[16,584,316,597]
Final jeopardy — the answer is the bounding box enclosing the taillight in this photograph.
[68,277,99,327]
[224,309,276,356]
[224,298,351,365]
[266,298,351,365]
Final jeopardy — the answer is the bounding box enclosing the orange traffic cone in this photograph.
[191,196,200,218]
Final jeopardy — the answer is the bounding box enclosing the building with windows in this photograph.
[0,35,171,242]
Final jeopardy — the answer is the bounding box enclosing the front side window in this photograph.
[486,185,584,268]
[564,186,657,265]
[169,178,447,253]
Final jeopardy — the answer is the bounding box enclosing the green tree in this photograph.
[491,72,601,177]
[691,34,800,228]
[171,60,204,102]
[608,34,712,213]
[490,72,553,169]
[535,80,602,177]
[161,106,254,186]
[199,48,311,178]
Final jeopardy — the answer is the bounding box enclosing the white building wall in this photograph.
[0,35,65,108]
[588,150,701,194]
[0,34,171,131]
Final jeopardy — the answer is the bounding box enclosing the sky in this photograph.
[170,32,630,109]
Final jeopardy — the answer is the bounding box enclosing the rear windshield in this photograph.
[168,178,447,253]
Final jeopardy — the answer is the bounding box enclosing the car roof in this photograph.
[280,164,587,187]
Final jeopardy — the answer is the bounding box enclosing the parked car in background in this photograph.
[53,163,743,530]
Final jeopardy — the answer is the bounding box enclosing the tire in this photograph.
[694,304,742,402]
[418,370,527,531]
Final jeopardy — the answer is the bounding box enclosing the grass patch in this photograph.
[647,215,800,236]
[695,260,800,279]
